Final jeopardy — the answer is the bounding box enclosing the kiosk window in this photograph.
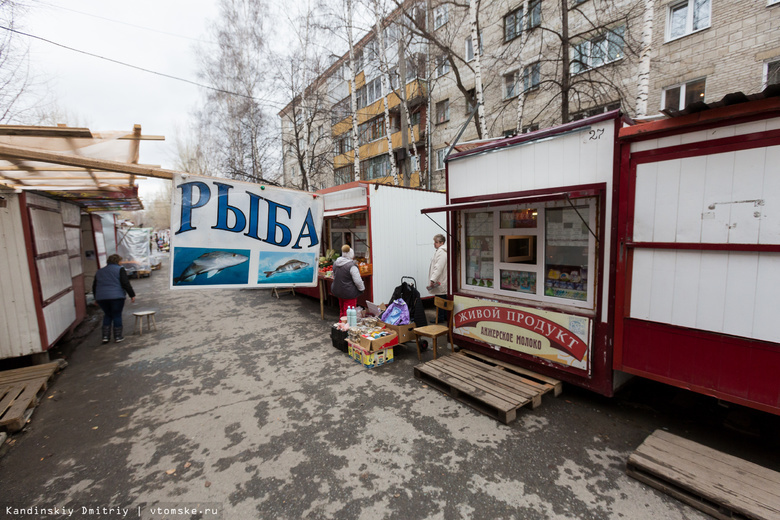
[544,206,590,301]
[460,197,597,308]
[465,212,494,288]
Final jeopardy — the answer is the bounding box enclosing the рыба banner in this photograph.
[170,173,323,289]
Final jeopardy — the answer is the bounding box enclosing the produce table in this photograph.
[299,272,373,320]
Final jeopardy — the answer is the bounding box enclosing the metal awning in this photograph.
[0,124,177,212]
[421,191,579,214]
[324,207,367,218]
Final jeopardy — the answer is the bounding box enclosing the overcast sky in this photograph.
[21,0,220,189]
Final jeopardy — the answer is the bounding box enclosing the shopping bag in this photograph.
[381,298,411,325]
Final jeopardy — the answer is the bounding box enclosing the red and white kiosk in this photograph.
[426,96,779,415]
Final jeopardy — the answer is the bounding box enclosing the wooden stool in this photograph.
[133,310,157,335]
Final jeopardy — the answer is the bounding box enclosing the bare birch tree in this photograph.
[0,0,41,123]
[276,3,335,191]
[345,0,362,181]
[192,0,277,184]
[372,1,400,185]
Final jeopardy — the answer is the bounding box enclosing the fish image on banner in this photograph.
[257,252,316,284]
[173,248,250,285]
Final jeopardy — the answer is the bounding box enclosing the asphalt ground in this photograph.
[0,256,778,520]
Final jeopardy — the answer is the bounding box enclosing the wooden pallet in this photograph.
[627,429,780,520]
[414,352,560,424]
[0,361,63,433]
[458,349,563,397]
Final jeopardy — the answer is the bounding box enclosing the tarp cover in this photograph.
[117,227,151,274]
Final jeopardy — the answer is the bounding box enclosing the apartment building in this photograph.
[280,0,780,192]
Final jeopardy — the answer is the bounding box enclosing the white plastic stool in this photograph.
[133,310,157,335]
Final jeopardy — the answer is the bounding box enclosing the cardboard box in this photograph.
[357,330,399,352]
[347,340,394,369]
[380,321,417,344]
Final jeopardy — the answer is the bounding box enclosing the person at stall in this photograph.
[93,254,136,343]
[427,234,449,323]
[330,244,365,318]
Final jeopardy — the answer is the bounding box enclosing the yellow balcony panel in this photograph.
[363,171,423,187]
[333,79,428,128]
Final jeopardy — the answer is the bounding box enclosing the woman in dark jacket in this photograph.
[93,254,136,343]
[330,245,365,318]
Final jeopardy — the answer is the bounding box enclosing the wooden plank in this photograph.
[650,430,780,487]
[414,366,520,424]
[432,358,535,408]
[459,350,563,396]
[445,354,546,396]
[438,355,543,407]
[632,437,780,503]
[626,467,738,520]
[0,385,25,417]
[627,430,780,520]
[0,378,47,432]
[0,362,60,385]
[416,363,518,412]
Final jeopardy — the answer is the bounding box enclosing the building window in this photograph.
[466,88,477,114]
[523,62,540,91]
[522,123,540,133]
[465,33,483,62]
[667,0,710,41]
[527,0,541,29]
[504,72,518,99]
[366,77,382,105]
[436,99,450,124]
[571,26,625,73]
[334,165,354,185]
[435,148,447,170]
[663,78,706,111]
[434,5,448,29]
[504,8,523,42]
[765,60,780,88]
[410,110,421,126]
[569,101,620,121]
[356,86,367,109]
[334,133,352,155]
[354,50,364,73]
[461,197,597,308]
[358,115,386,145]
[362,155,390,180]
[436,55,450,77]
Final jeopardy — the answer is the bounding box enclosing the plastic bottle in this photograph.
[347,306,355,327]
[350,307,357,327]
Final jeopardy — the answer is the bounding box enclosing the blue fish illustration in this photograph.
[263,259,309,278]
[174,251,249,284]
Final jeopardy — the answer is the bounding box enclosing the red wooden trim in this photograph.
[631,130,780,165]
[619,97,780,141]
[365,187,374,303]
[613,138,635,369]
[42,286,74,307]
[34,249,69,260]
[90,214,104,268]
[25,202,61,213]
[19,193,48,350]
[450,183,605,205]
[627,242,780,252]
[619,366,779,416]
[324,205,368,216]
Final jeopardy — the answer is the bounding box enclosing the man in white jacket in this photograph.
[427,234,448,322]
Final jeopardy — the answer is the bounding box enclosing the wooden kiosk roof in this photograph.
[0,124,179,212]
